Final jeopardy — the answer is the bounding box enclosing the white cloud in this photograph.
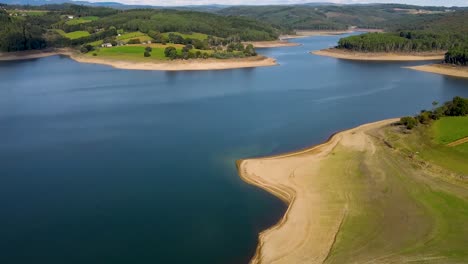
[80,0,468,7]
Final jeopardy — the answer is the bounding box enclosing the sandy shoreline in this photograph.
[0,49,67,61]
[237,118,399,264]
[406,64,468,78]
[280,30,354,39]
[245,40,300,48]
[0,49,277,71]
[312,48,445,61]
[70,55,277,71]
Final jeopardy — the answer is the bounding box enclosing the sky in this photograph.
[82,0,468,6]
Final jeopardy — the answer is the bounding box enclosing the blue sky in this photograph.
[83,0,468,6]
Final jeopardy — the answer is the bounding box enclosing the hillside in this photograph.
[0,4,278,52]
[216,4,465,31]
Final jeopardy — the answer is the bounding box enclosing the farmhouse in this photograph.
[101,43,113,48]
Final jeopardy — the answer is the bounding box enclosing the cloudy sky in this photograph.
[82,0,468,6]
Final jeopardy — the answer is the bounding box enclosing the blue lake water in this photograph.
[1,34,467,264]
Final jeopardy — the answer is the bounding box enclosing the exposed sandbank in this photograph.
[71,55,277,71]
[245,40,300,48]
[0,49,277,71]
[280,30,354,39]
[406,64,468,78]
[312,48,445,61]
[0,49,66,61]
[237,118,398,264]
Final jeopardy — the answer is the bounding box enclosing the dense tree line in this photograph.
[162,43,256,60]
[445,46,468,66]
[85,9,278,41]
[337,32,467,53]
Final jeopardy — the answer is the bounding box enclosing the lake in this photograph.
[1,34,467,264]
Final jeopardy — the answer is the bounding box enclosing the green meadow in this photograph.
[56,30,90,39]
[65,16,99,25]
[116,32,153,43]
[432,116,468,144]
[324,118,468,263]
[88,44,212,61]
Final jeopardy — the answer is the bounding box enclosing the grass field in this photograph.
[17,10,49,16]
[432,116,468,144]
[87,40,103,47]
[162,32,208,40]
[56,30,90,39]
[65,16,99,25]
[310,120,468,263]
[454,143,468,154]
[87,44,211,61]
[116,32,153,43]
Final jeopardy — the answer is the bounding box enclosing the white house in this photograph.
[67,15,74,19]
[101,43,113,48]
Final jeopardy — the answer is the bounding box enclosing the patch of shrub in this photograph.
[400,116,418,129]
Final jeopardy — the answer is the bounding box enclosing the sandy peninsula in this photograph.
[245,40,300,48]
[238,119,399,264]
[0,49,277,71]
[69,54,277,71]
[406,64,468,78]
[312,48,445,61]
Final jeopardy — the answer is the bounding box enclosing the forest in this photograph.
[337,32,467,53]
[335,10,468,65]
[216,4,466,32]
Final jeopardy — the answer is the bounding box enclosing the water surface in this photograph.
[1,34,467,264]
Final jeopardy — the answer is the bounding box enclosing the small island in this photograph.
[238,97,468,263]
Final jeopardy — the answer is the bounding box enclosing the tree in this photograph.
[182,44,193,53]
[144,51,151,57]
[148,30,164,43]
[145,46,152,52]
[164,46,178,59]
[243,44,256,56]
[445,96,468,116]
[127,38,141,44]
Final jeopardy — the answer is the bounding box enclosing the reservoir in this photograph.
[1,34,467,264]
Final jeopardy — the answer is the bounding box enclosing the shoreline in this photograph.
[0,49,67,61]
[312,48,445,61]
[0,49,278,71]
[245,40,301,48]
[280,30,354,40]
[237,118,399,264]
[406,64,468,78]
[70,54,277,71]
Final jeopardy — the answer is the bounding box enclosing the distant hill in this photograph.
[216,4,466,31]
[0,0,230,11]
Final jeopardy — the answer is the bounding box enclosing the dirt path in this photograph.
[447,136,468,147]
